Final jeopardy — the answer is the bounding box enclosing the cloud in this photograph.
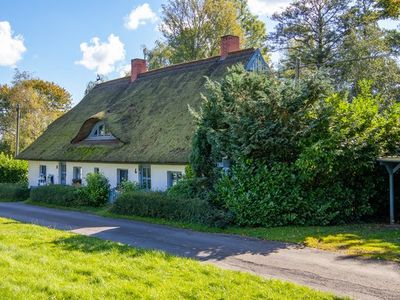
[124,3,157,31]
[0,21,26,67]
[76,34,125,75]
[118,63,131,77]
[247,0,291,16]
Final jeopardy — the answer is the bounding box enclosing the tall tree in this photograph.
[0,70,71,154]
[270,0,350,70]
[147,0,267,69]
[337,0,400,100]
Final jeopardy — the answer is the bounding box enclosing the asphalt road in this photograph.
[0,202,399,300]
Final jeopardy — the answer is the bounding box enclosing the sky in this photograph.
[0,0,399,106]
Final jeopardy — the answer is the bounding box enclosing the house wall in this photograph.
[27,160,186,191]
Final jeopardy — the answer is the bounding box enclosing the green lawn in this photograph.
[0,217,341,300]
[26,200,400,263]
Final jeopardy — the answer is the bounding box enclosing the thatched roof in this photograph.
[18,48,257,164]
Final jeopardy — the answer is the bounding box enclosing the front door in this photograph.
[59,162,66,185]
[139,165,151,190]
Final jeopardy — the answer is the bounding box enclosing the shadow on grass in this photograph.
[51,225,290,262]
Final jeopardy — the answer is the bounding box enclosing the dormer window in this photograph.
[85,121,116,141]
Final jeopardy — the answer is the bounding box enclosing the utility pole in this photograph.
[295,57,301,83]
[15,104,20,156]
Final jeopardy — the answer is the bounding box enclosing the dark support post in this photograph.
[15,104,20,156]
[386,166,395,225]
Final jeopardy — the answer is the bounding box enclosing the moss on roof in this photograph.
[18,49,256,164]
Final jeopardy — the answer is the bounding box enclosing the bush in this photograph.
[85,173,110,207]
[0,183,30,201]
[30,185,80,207]
[0,153,28,183]
[117,180,140,193]
[111,191,232,228]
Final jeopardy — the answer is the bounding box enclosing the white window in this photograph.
[73,167,82,180]
[86,121,115,141]
[167,171,183,188]
[39,165,47,177]
[117,169,129,185]
[139,165,151,190]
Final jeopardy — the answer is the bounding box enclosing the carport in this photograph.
[378,157,400,224]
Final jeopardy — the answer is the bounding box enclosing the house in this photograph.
[18,35,267,191]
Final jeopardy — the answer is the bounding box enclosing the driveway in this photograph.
[0,202,399,300]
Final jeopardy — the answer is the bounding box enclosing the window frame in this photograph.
[73,166,82,180]
[117,169,129,185]
[167,171,183,188]
[39,165,47,178]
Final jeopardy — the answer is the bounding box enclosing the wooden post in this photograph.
[15,104,20,156]
[385,164,396,225]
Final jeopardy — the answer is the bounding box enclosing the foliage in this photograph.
[270,0,350,70]
[30,185,80,207]
[84,74,107,95]
[117,180,140,193]
[84,173,110,207]
[146,0,267,69]
[0,183,29,201]
[167,177,210,199]
[112,191,233,228]
[0,218,339,300]
[0,69,71,154]
[270,0,400,101]
[193,66,400,226]
[0,152,28,183]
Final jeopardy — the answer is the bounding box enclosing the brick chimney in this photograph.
[130,58,147,82]
[220,35,240,59]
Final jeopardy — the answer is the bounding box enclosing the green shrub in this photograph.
[0,183,30,201]
[117,180,140,193]
[85,173,110,207]
[0,153,28,183]
[167,177,210,199]
[30,185,79,207]
[111,191,232,228]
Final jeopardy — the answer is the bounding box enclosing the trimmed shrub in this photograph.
[30,185,80,207]
[85,173,110,207]
[111,191,233,228]
[0,183,30,201]
[0,153,28,183]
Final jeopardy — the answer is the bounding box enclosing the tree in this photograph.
[146,0,267,69]
[377,0,400,18]
[336,0,400,100]
[0,70,72,154]
[270,0,350,70]
[84,74,107,95]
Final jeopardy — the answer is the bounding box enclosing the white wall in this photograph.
[151,164,186,191]
[27,161,186,191]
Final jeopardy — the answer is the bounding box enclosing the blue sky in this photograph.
[0,1,398,106]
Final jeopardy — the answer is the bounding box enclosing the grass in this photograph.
[25,200,400,263]
[0,217,342,300]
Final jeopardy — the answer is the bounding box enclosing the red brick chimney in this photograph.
[130,58,147,82]
[220,35,240,59]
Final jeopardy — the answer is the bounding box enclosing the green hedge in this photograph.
[111,191,232,228]
[0,183,30,202]
[0,153,28,183]
[30,185,80,207]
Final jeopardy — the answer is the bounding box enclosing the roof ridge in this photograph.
[96,48,255,87]
[141,48,255,77]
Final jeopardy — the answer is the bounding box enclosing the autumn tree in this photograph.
[0,70,71,154]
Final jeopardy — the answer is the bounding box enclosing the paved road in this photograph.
[0,202,399,299]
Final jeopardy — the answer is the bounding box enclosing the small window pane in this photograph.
[94,167,99,174]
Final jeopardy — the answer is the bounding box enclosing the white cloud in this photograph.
[118,63,131,77]
[124,3,157,31]
[0,21,26,67]
[76,34,125,75]
[247,0,291,16]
